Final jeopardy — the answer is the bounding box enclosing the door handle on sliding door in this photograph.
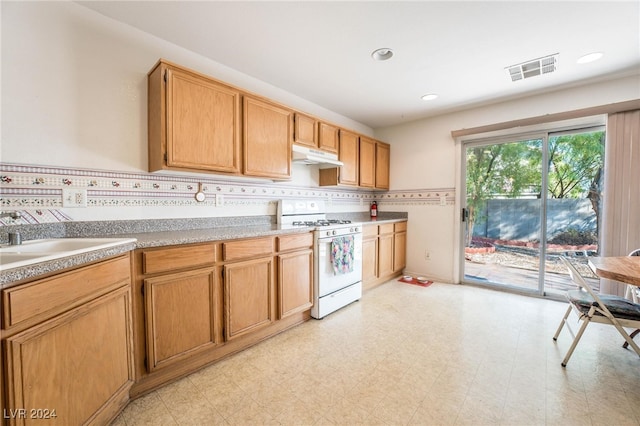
[461,208,469,222]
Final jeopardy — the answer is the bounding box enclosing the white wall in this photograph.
[0,1,373,222]
[375,75,639,283]
[0,1,372,172]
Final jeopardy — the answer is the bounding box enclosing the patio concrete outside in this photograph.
[464,252,600,294]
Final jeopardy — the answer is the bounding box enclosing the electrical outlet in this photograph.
[425,250,431,260]
[62,189,87,207]
[215,194,224,207]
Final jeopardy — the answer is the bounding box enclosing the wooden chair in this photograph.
[552,255,640,366]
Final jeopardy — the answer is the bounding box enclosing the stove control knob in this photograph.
[326,231,331,237]
[354,227,360,232]
[332,230,337,236]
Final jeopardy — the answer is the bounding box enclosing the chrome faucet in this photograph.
[8,232,22,245]
[0,211,21,220]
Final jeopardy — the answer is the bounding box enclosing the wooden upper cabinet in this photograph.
[375,141,391,190]
[294,113,318,148]
[359,136,376,188]
[243,96,292,180]
[318,122,339,154]
[148,61,241,174]
[338,130,359,186]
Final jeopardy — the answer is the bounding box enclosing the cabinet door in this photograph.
[359,136,376,188]
[362,237,378,284]
[4,288,133,426]
[294,113,317,148]
[393,232,407,273]
[378,233,394,278]
[144,268,219,372]
[338,130,359,186]
[243,96,292,179]
[165,66,241,173]
[375,142,390,190]
[318,122,339,153]
[224,257,275,340]
[278,249,313,319]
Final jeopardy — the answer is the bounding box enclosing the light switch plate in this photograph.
[62,189,87,207]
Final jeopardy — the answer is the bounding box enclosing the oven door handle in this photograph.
[328,286,356,298]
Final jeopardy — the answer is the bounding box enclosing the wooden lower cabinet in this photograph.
[362,221,407,290]
[130,233,312,397]
[362,236,378,284]
[1,255,134,426]
[144,268,220,372]
[224,256,275,340]
[393,223,407,273]
[278,249,313,318]
[378,233,394,279]
[1,231,317,423]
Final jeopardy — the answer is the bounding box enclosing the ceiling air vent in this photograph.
[506,53,558,82]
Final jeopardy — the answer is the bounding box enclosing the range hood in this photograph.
[292,144,343,168]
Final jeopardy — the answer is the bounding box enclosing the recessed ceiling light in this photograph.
[421,94,438,101]
[577,52,603,64]
[371,48,393,61]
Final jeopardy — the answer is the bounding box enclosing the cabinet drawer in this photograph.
[378,223,395,235]
[142,244,215,275]
[2,255,130,328]
[223,237,274,261]
[394,221,407,232]
[277,233,313,252]
[362,224,379,238]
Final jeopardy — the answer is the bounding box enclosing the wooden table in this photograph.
[588,256,640,286]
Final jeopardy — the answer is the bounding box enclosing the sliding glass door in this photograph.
[461,127,604,296]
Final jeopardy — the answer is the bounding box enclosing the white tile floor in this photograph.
[112,280,640,425]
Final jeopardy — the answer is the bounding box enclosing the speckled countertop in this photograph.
[128,223,314,249]
[0,212,407,288]
[328,212,408,225]
[0,242,137,288]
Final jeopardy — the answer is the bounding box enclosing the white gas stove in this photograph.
[277,200,363,319]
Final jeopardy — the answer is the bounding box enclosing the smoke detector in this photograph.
[506,53,558,82]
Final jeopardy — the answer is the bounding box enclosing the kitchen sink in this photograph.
[0,238,137,271]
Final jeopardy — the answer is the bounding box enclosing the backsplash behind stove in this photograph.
[0,163,454,224]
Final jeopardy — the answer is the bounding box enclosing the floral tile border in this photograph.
[0,163,456,223]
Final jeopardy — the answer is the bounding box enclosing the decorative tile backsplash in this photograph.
[0,163,455,224]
